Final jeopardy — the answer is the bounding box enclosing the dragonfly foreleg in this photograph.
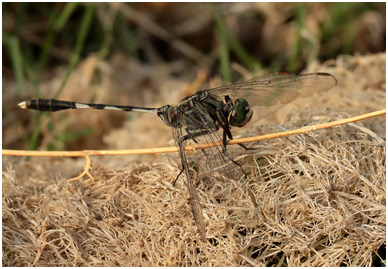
[215,106,233,154]
[181,128,215,147]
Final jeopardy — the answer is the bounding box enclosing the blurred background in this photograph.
[2,2,386,151]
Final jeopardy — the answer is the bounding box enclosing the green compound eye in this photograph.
[228,98,253,127]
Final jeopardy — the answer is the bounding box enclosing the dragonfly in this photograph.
[18,71,338,242]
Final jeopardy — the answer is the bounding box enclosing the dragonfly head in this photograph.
[157,105,177,127]
[228,98,253,127]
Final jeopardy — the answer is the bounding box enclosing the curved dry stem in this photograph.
[3,109,385,158]
[66,155,95,183]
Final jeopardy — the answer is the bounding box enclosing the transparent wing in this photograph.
[173,100,245,180]
[172,116,207,242]
[208,72,337,107]
[171,100,246,239]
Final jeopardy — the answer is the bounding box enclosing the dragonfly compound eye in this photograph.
[228,98,253,127]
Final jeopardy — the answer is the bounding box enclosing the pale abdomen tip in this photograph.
[18,101,27,109]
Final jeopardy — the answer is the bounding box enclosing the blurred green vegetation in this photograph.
[3,2,385,84]
[2,2,386,151]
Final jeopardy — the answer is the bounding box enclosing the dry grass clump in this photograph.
[3,109,385,266]
[2,53,386,266]
[242,113,385,266]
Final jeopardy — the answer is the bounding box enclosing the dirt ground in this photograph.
[2,53,386,266]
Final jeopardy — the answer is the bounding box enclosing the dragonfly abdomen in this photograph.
[18,99,159,114]
[19,99,77,111]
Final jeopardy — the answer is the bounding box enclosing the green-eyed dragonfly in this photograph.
[18,71,338,242]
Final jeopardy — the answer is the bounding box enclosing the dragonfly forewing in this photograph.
[177,100,245,180]
[171,114,207,242]
[208,72,337,108]
[171,99,247,241]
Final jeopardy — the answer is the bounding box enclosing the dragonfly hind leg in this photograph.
[173,168,184,187]
[238,143,252,151]
[173,128,209,187]
[173,128,211,186]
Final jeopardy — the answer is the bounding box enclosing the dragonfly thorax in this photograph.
[226,98,253,127]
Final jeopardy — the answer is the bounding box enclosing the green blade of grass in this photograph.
[225,25,262,74]
[287,3,306,72]
[53,2,79,31]
[28,4,95,150]
[54,4,95,98]
[37,3,79,75]
[4,34,26,94]
[213,11,261,78]
[214,12,231,84]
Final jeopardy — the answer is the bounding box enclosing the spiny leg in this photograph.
[173,169,184,187]
[174,128,212,186]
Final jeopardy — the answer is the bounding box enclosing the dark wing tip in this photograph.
[277,71,293,75]
[316,72,338,86]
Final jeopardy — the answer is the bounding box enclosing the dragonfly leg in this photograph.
[232,159,248,177]
[174,128,209,186]
[238,143,253,150]
[222,130,227,155]
[183,128,212,158]
[173,144,201,186]
[172,127,218,187]
[181,128,213,143]
[173,168,184,187]
[182,128,218,157]
[215,107,233,154]
[224,95,233,106]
